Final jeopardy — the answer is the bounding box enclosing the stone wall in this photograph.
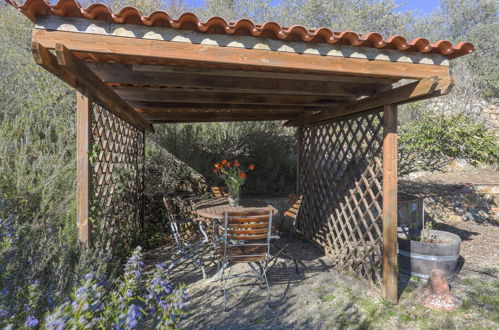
[426,97,499,137]
[423,185,499,225]
[481,102,499,135]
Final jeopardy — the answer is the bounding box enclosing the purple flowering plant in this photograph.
[40,247,186,329]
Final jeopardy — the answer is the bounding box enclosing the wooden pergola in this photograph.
[8,0,474,303]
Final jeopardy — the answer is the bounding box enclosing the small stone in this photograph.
[414,269,462,311]
[447,214,463,223]
[463,212,474,221]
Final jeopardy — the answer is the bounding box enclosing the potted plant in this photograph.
[398,222,462,280]
[212,160,254,207]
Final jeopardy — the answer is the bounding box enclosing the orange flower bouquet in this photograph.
[212,159,255,206]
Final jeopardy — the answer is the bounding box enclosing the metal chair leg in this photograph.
[198,221,209,245]
[262,260,271,307]
[270,242,299,274]
[221,260,228,311]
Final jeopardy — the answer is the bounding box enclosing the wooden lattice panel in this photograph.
[298,111,384,284]
[90,102,145,253]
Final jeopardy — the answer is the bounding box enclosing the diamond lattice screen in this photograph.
[297,111,384,284]
[90,102,145,253]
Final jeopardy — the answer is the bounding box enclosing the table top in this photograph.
[194,197,278,219]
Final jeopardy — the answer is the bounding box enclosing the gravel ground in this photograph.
[144,170,499,329]
[144,228,498,329]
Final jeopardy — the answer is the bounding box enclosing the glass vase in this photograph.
[227,186,240,207]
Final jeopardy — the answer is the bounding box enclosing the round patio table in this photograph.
[194,197,278,219]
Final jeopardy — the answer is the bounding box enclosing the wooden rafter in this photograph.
[146,111,301,123]
[114,87,350,107]
[54,44,153,131]
[31,42,152,131]
[286,77,453,126]
[33,29,450,80]
[124,63,396,84]
[134,104,315,113]
[91,64,385,97]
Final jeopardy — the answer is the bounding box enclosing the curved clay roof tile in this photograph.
[228,19,257,36]
[84,3,114,21]
[145,11,172,28]
[386,35,410,51]
[111,7,143,25]
[282,25,310,42]
[171,12,200,30]
[256,22,283,39]
[362,32,386,48]
[451,42,475,58]
[201,16,230,34]
[433,40,454,55]
[6,0,475,59]
[337,31,364,47]
[409,38,432,53]
[308,27,337,44]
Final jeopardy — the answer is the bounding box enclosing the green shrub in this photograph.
[399,111,499,175]
[151,122,297,196]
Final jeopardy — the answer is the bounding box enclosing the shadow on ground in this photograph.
[143,235,378,329]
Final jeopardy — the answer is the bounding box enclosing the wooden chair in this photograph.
[210,186,229,198]
[163,196,209,279]
[270,194,303,273]
[283,194,303,228]
[219,210,276,311]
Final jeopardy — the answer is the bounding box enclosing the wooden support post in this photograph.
[383,104,398,303]
[77,91,92,247]
[296,127,301,194]
[140,130,146,234]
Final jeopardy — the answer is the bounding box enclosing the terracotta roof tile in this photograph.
[6,0,475,59]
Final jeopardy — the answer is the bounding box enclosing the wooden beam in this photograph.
[286,77,452,126]
[113,87,350,106]
[76,91,92,247]
[52,44,153,131]
[136,107,306,114]
[382,104,398,304]
[126,63,396,84]
[91,65,383,96]
[32,42,153,131]
[144,111,300,123]
[132,102,332,112]
[33,29,450,80]
[31,41,76,87]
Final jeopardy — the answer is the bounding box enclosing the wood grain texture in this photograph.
[93,66,381,96]
[194,198,278,219]
[134,104,315,113]
[127,63,396,84]
[114,87,350,106]
[286,77,452,126]
[297,111,385,286]
[140,111,302,123]
[54,44,153,131]
[382,104,398,303]
[76,91,92,246]
[32,29,450,79]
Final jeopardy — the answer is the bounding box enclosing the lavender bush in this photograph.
[1,247,186,329]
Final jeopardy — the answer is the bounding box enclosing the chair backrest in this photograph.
[284,194,303,225]
[163,196,182,247]
[210,186,229,198]
[221,210,273,263]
